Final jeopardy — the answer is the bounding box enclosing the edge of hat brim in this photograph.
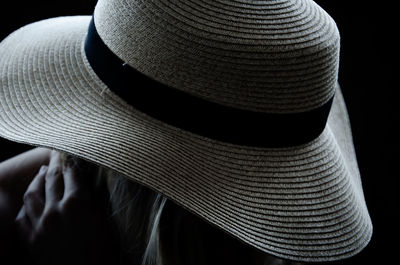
[0,16,372,262]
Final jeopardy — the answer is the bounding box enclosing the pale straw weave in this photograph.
[0,0,372,262]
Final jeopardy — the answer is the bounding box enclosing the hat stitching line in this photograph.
[169,181,367,247]
[154,0,310,32]
[134,0,334,47]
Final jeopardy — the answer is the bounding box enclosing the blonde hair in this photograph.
[107,172,166,265]
[61,153,303,265]
[61,152,167,264]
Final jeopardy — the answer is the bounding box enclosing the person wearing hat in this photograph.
[0,0,372,264]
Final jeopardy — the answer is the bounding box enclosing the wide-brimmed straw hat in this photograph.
[0,0,372,262]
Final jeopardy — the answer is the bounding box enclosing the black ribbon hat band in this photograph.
[84,17,333,148]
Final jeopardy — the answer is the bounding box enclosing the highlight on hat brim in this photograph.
[0,16,372,262]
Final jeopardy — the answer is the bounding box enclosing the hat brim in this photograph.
[0,16,372,262]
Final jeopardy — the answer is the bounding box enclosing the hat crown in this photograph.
[94,0,340,113]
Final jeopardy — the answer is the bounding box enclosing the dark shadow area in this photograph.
[316,2,396,265]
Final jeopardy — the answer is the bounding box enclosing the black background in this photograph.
[0,1,396,264]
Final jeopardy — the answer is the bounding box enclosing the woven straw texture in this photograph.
[95,0,339,113]
[0,0,372,262]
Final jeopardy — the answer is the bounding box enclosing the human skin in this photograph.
[0,148,117,265]
[0,148,52,264]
